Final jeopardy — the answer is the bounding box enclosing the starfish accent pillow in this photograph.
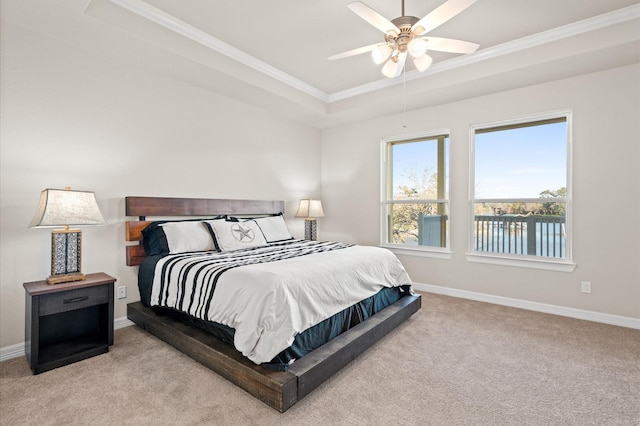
[205,219,268,252]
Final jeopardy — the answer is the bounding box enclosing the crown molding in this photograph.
[109,0,639,104]
[108,0,329,102]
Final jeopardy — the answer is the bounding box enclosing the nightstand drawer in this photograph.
[39,286,109,316]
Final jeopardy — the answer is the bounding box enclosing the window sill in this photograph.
[466,252,576,272]
[380,244,453,260]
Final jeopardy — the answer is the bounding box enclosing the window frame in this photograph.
[467,110,576,272]
[380,130,453,259]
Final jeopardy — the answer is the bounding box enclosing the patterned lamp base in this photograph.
[304,218,318,241]
[47,229,86,285]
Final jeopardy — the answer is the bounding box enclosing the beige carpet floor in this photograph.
[1,292,639,425]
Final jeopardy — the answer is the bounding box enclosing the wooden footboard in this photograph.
[127,302,297,411]
[128,293,421,412]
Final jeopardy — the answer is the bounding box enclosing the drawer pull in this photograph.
[63,296,89,304]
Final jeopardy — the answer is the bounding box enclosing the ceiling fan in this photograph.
[329,0,480,78]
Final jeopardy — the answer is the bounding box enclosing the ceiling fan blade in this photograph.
[412,0,477,36]
[394,52,408,77]
[347,1,400,36]
[382,51,407,78]
[328,43,382,61]
[425,37,479,54]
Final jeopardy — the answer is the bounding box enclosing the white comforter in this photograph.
[149,241,412,364]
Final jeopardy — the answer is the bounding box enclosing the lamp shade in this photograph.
[295,199,325,219]
[371,44,392,64]
[408,38,427,58]
[381,57,400,78]
[29,188,106,228]
[413,54,433,72]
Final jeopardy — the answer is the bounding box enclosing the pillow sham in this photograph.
[142,217,223,255]
[142,222,170,255]
[252,215,294,243]
[160,221,216,254]
[205,219,268,252]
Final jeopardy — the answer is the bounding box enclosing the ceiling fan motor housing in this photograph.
[387,16,420,55]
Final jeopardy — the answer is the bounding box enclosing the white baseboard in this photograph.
[3,292,638,361]
[0,316,135,363]
[115,317,135,329]
[413,282,640,329]
[0,342,26,363]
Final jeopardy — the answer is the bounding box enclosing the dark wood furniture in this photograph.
[124,196,421,412]
[24,273,115,374]
[125,196,285,266]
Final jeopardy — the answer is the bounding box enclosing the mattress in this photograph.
[138,240,413,368]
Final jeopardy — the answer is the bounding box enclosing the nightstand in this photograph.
[24,272,115,374]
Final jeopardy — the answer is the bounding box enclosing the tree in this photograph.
[391,167,440,244]
[538,187,566,215]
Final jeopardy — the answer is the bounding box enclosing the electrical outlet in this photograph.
[117,286,127,299]
[581,281,591,294]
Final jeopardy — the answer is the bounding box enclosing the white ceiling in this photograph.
[4,0,640,128]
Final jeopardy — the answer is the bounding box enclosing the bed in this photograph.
[125,196,421,412]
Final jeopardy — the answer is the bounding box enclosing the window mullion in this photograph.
[383,199,449,204]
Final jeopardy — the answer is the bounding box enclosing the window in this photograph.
[381,133,449,254]
[470,112,573,268]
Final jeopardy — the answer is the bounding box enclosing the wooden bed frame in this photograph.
[124,196,421,412]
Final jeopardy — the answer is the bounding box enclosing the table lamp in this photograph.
[29,188,106,284]
[295,199,324,241]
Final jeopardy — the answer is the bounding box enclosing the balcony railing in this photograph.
[408,214,565,258]
[473,214,566,258]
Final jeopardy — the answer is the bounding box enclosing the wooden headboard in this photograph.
[125,196,285,266]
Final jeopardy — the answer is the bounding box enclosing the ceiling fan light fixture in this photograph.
[371,44,392,64]
[407,37,427,58]
[381,56,400,78]
[412,25,426,35]
[413,54,433,72]
[330,1,478,78]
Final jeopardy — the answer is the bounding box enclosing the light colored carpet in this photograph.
[1,292,638,425]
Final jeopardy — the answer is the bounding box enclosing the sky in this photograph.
[391,138,447,198]
[390,121,567,200]
[474,121,567,199]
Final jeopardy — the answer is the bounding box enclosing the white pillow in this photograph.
[160,221,215,254]
[205,219,268,252]
[252,215,293,243]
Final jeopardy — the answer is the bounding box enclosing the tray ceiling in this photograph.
[4,0,640,127]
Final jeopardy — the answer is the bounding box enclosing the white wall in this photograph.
[2,17,638,353]
[321,64,640,320]
[0,23,321,348]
